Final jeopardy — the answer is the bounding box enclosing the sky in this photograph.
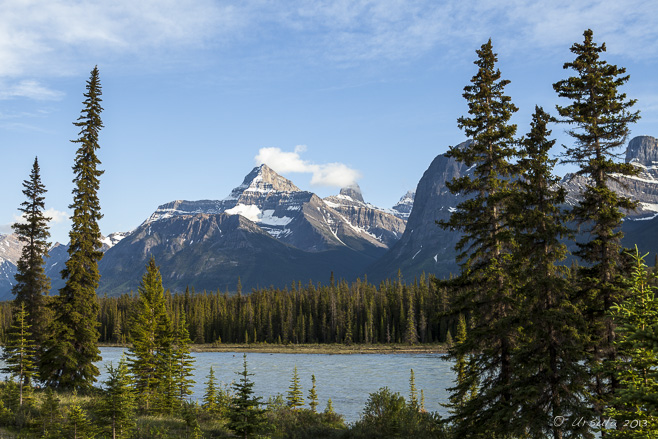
[1,0,658,244]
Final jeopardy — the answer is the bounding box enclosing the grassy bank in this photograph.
[98,342,448,355]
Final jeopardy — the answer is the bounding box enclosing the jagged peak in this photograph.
[339,183,365,203]
[626,136,658,167]
[226,164,301,200]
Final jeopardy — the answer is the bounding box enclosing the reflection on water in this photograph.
[97,347,454,423]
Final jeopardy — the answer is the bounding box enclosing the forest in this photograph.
[1,28,657,438]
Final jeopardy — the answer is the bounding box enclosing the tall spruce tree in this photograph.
[40,66,104,390]
[128,257,172,413]
[11,157,51,347]
[553,29,640,423]
[510,107,591,438]
[439,39,520,437]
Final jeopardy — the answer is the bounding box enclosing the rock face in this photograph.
[98,213,378,294]
[367,141,473,281]
[323,183,407,248]
[0,234,21,300]
[560,136,658,218]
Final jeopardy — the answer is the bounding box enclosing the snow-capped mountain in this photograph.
[391,191,415,220]
[143,164,403,253]
[97,164,408,294]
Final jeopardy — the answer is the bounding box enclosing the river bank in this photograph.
[98,342,448,355]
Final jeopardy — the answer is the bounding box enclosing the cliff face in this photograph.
[367,141,473,281]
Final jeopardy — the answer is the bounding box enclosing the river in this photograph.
[97,347,453,424]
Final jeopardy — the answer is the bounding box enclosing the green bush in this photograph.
[348,387,449,439]
[267,406,346,439]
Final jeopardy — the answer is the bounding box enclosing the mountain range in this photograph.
[1,135,658,298]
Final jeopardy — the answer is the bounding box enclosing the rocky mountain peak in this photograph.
[227,164,300,199]
[339,183,365,203]
[391,191,415,219]
[626,136,658,167]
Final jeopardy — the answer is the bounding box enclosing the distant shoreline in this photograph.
[98,342,448,355]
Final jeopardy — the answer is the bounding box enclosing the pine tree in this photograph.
[605,248,658,437]
[66,403,95,439]
[553,29,640,423]
[404,289,418,345]
[202,366,219,413]
[1,302,37,406]
[127,257,172,413]
[41,66,104,390]
[308,374,319,413]
[408,369,418,410]
[325,398,335,414]
[173,310,195,403]
[98,356,135,439]
[11,157,51,348]
[286,365,304,409]
[510,106,592,438]
[439,39,520,437]
[228,353,268,439]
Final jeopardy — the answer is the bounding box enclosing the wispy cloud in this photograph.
[0,80,64,100]
[1,0,656,82]
[0,0,242,77]
[255,145,361,188]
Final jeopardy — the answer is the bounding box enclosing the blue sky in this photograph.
[2,0,658,244]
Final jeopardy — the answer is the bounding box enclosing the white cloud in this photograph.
[255,146,361,188]
[44,209,69,224]
[0,80,64,100]
[0,224,12,235]
[12,208,69,226]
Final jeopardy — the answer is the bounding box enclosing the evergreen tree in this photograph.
[41,66,104,390]
[1,302,37,406]
[405,290,418,345]
[553,29,641,423]
[308,374,319,413]
[202,366,219,413]
[98,356,135,439]
[127,257,172,413]
[173,310,195,403]
[408,369,418,410]
[66,403,95,439]
[228,353,268,439]
[439,39,520,437]
[605,248,658,437]
[40,388,62,438]
[510,106,591,438]
[325,398,335,414]
[286,365,304,409]
[11,157,51,347]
